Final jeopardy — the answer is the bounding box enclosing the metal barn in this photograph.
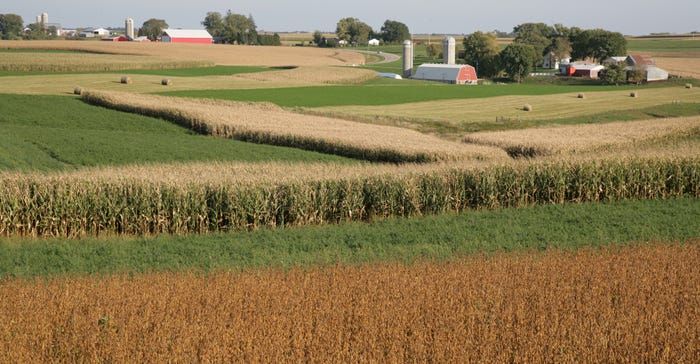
[161,29,213,44]
[412,64,478,84]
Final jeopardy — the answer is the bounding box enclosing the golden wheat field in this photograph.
[463,115,700,156]
[81,90,509,163]
[0,243,697,363]
[0,40,367,67]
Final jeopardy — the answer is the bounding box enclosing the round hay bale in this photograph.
[161,78,173,86]
[686,83,693,89]
[120,76,132,84]
[523,104,533,112]
[577,93,585,99]
[630,91,638,98]
[73,86,82,95]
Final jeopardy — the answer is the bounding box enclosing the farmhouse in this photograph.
[161,29,213,44]
[412,64,477,84]
[542,51,570,69]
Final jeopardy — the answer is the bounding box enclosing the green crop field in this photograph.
[0,94,351,171]
[160,83,644,108]
[2,197,697,278]
[627,38,700,53]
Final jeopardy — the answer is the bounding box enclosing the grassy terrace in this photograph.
[159,82,647,108]
[0,94,352,171]
[2,197,698,277]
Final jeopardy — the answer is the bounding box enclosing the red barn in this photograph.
[161,29,213,44]
[412,64,478,84]
[102,35,130,42]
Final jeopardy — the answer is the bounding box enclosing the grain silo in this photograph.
[41,13,49,26]
[125,18,134,39]
[402,40,413,78]
[443,37,456,65]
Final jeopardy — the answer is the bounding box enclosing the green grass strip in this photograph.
[160,83,656,108]
[1,198,698,278]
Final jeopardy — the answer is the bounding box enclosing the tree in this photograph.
[336,17,373,45]
[513,22,555,57]
[571,29,626,62]
[313,30,323,46]
[379,20,410,44]
[548,36,572,60]
[499,43,539,82]
[425,43,440,59]
[600,62,627,85]
[0,14,24,40]
[463,31,501,78]
[139,18,168,41]
[202,12,225,38]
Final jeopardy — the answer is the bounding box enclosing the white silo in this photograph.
[41,13,49,26]
[402,40,413,78]
[443,37,456,65]
[125,18,134,39]
[36,15,42,24]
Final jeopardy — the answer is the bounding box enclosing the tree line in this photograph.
[464,23,627,82]
[314,18,410,47]
[0,13,60,40]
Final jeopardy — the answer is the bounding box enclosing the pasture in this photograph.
[0,40,698,362]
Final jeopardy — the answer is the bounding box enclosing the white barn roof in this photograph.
[162,29,212,39]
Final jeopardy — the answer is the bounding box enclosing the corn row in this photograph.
[1,159,698,238]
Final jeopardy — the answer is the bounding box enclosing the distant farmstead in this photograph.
[161,29,213,44]
[412,64,478,84]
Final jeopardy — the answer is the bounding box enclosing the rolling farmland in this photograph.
[0,39,698,362]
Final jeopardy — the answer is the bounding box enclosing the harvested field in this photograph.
[463,116,700,157]
[1,243,697,362]
[654,55,700,79]
[0,41,366,67]
[310,87,700,127]
[233,66,375,84]
[0,67,373,95]
[80,90,506,163]
[0,52,211,73]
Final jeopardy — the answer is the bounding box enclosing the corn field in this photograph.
[1,159,697,238]
[1,242,697,362]
[79,90,504,163]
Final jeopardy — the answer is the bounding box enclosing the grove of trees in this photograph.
[202,11,279,45]
[336,17,373,45]
[462,31,500,78]
[379,20,410,44]
[0,14,24,40]
[462,23,628,81]
[139,18,168,41]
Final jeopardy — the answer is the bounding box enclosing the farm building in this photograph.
[626,55,655,67]
[368,38,380,46]
[565,62,604,78]
[102,35,130,42]
[161,29,213,44]
[625,65,669,82]
[412,64,478,84]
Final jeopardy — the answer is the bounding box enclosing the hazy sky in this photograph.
[5,0,699,35]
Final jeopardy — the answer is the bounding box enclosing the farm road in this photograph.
[353,50,401,64]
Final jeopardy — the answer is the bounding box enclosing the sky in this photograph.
[5,0,700,36]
